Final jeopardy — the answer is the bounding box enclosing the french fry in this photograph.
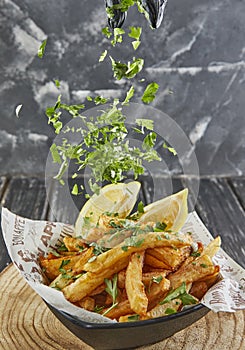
[40,254,82,280]
[146,246,191,269]
[77,297,95,311]
[202,236,221,258]
[63,256,130,302]
[189,281,208,300]
[196,266,221,288]
[104,300,133,320]
[142,271,170,286]
[169,254,216,289]
[83,232,193,274]
[144,253,170,269]
[146,278,171,310]
[49,248,94,290]
[146,299,182,319]
[125,251,148,316]
[63,236,87,252]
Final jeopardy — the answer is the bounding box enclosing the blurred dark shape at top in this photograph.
[105,0,127,29]
[105,0,168,29]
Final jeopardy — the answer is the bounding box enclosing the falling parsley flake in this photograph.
[163,142,177,156]
[142,82,159,104]
[99,50,108,62]
[38,39,47,58]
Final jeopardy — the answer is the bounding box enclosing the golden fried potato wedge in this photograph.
[40,254,82,281]
[77,297,95,311]
[169,254,216,289]
[202,236,221,258]
[83,232,193,274]
[147,246,191,269]
[63,236,87,252]
[146,299,182,319]
[125,251,148,316]
[146,278,171,310]
[63,256,130,302]
[144,253,170,269]
[103,300,133,320]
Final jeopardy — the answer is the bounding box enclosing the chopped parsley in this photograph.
[160,282,198,306]
[38,38,47,58]
[154,221,167,232]
[141,82,159,104]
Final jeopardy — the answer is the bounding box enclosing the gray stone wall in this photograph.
[0,0,244,176]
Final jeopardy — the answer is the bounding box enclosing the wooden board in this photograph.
[0,264,244,350]
[0,177,48,270]
[194,178,245,268]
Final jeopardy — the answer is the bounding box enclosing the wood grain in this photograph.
[0,264,244,350]
[0,177,49,270]
[194,178,245,268]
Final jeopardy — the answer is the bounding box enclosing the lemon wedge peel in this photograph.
[138,188,188,233]
[74,181,141,237]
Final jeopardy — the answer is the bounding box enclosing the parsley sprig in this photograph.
[103,274,119,316]
[160,282,198,306]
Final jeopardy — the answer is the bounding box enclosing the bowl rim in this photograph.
[52,302,208,329]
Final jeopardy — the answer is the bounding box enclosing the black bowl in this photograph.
[47,303,209,350]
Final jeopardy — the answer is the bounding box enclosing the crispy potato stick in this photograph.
[77,297,95,311]
[104,300,133,319]
[145,253,170,269]
[202,236,221,258]
[190,281,208,300]
[72,248,94,274]
[118,270,169,290]
[146,278,171,310]
[63,236,86,252]
[143,271,170,286]
[40,254,82,281]
[147,246,191,269]
[145,299,182,319]
[83,232,193,274]
[169,254,216,289]
[63,256,130,302]
[196,266,220,287]
[125,251,148,316]
[49,248,94,290]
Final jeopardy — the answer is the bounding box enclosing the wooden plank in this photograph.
[229,177,245,210]
[1,177,48,220]
[0,177,9,270]
[142,176,186,204]
[194,178,245,268]
[0,177,8,197]
[0,177,48,271]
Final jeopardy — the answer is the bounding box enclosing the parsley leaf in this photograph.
[142,82,159,104]
[99,50,108,62]
[160,282,198,306]
[50,143,62,164]
[102,27,112,38]
[38,39,47,58]
[163,142,177,156]
[110,57,144,80]
[154,221,167,232]
[122,86,135,105]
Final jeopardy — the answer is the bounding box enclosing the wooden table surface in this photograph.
[0,176,244,349]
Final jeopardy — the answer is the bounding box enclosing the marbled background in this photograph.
[0,0,244,176]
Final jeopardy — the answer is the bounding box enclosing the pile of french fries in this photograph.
[40,215,221,322]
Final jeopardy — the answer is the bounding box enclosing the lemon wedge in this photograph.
[75,181,141,237]
[139,188,188,232]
